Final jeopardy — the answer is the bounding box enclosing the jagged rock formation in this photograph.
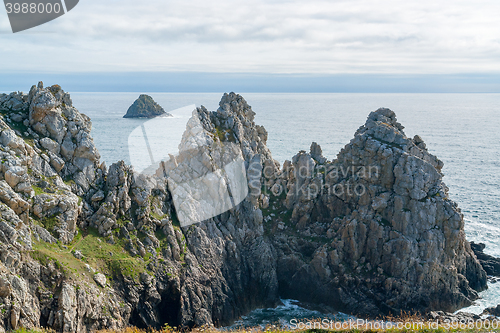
[0,85,489,332]
[0,86,278,332]
[123,95,171,118]
[470,242,500,277]
[264,108,487,315]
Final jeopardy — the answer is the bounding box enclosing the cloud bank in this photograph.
[1,0,499,74]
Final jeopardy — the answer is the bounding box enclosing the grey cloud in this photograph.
[0,0,499,74]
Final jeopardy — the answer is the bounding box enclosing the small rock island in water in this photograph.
[123,94,172,118]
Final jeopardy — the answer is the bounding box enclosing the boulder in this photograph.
[93,273,107,287]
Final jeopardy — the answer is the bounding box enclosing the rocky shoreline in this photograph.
[0,83,495,332]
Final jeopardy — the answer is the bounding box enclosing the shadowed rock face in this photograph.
[123,95,172,118]
[0,86,489,332]
[470,242,500,276]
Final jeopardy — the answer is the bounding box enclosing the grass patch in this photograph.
[214,125,236,143]
[261,189,294,236]
[32,174,73,196]
[75,227,148,281]
[32,185,45,196]
[171,209,181,228]
[30,227,149,284]
[39,215,60,235]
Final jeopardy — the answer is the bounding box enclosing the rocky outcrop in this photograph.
[0,85,489,332]
[483,304,500,317]
[0,87,280,332]
[470,242,500,276]
[265,108,487,316]
[27,82,103,197]
[427,310,481,323]
[123,95,172,118]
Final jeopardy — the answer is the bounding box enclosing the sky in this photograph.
[1,0,500,92]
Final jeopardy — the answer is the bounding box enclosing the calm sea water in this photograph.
[71,92,500,320]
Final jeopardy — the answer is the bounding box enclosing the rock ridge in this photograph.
[0,85,489,332]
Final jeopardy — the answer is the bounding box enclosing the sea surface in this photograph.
[70,92,500,324]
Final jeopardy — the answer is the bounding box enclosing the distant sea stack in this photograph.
[123,94,172,118]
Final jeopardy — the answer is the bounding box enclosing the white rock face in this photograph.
[93,273,107,288]
[40,137,60,154]
[177,111,212,152]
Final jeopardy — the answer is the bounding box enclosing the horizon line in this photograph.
[2,72,500,93]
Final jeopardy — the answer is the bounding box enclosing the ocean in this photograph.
[71,92,500,324]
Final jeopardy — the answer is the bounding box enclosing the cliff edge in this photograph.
[0,85,488,332]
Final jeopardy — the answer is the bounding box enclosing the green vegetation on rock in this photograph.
[30,227,149,283]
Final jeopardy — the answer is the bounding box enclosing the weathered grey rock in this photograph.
[73,250,83,260]
[0,277,11,298]
[33,192,80,243]
[1,129,27,154]
[0,92,28,111]
[40,137,60,154]
[428,310,482,323]
[48,151,65,172]
[91,190,105,202]
[7,275,40,329]
[270,108,487,316]
[123,95,172,118]
[310,142,327,164]
[4,166,26,188]
[0,181,30,218]
[93,273,106,287]
[35,225,58,244]
[28,82,101,196]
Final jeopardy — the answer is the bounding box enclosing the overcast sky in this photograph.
[1,0,500,75]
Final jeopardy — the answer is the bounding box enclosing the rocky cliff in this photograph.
[265,109,486,315]
[0,84,488,332]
